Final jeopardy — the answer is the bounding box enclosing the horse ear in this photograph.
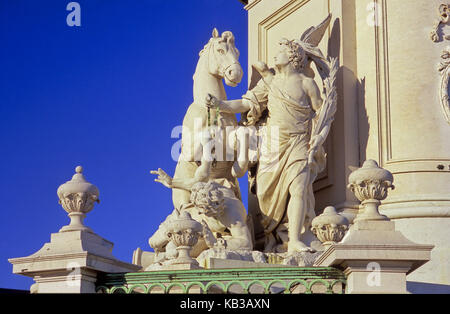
[212,28,219,38]
[222,31,235,44]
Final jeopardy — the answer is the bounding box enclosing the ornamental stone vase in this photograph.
[57,166,100,233]
[311,206,349,250]
[347,160,394,222]
[166,210,202,267]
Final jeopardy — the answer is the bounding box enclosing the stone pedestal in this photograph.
[9,230,140,293]
[144,210,203,271]
[9,166,141,293]
[314,220,433,294]
[394,217,450,293]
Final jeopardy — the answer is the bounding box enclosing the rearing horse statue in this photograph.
[172,28,244,209]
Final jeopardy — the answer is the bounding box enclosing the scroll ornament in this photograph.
[438,47,450,124]
[430,4,450,42]
[431,4,450,124]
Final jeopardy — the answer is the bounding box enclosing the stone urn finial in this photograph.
[57,166,100,233]
[166,210,202,268]
[347,160,394,222]
[311,206,349,250]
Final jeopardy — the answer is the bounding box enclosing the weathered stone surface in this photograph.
[196,248,266,268]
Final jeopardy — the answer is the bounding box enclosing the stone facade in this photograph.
[244,0,450,293]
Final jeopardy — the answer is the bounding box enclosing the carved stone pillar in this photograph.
[353,0,450,292]
[315,160,433,294]
[9,166,140,293]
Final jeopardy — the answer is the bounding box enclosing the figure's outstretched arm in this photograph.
[231,131,249,178]
[206,94,250,114]
[150,160,211,192]
[206,62,271,115]
[152,128,215,190]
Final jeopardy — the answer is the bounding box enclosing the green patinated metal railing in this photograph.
[96,267,346,294]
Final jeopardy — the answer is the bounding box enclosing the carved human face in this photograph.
[275,39,305,71]
[274,45,290,68]
[190,182,225,218]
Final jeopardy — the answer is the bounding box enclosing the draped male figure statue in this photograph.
[206,14,338,254]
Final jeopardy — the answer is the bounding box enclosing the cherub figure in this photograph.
[150,150,253,255]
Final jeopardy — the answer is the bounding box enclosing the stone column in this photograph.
[354,0,450,292]
[9,166,140,293]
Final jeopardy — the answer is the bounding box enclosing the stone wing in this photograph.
[300,13,332,47]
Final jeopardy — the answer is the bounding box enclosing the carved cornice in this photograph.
[244,0,261,11]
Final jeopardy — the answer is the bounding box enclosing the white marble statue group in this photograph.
[148,15,339,267]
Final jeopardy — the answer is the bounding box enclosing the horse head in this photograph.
[200,28,243,87]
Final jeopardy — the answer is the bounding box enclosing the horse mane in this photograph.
[199,40,212,57]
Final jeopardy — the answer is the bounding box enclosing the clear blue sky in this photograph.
[0,0,248,290]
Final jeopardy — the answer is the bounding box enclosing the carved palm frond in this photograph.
[312,57,339,137]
